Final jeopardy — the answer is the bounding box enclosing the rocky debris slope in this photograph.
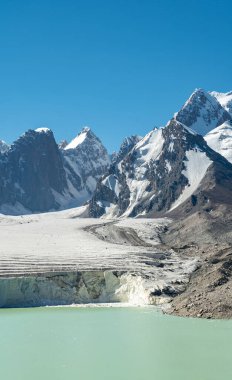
[159,202,232,319]
[169,245,232,319]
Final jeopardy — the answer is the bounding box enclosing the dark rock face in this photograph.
[175,89,231,135]
[88,120,232,218]
[0,129,68,213]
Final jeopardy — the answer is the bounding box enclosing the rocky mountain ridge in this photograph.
[1,87,232,216]
[88,118,232,218]
[0,127,110,214]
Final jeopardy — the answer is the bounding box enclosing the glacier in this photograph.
[0,209,198,307]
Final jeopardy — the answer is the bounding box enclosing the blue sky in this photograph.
[0,0,231,152]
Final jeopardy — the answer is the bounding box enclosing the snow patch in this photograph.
[210,91,232,116]
[205,121,232,163]
[65,128,90,150]
[35,128,51,134]
[102,175,120,197]
[170,148,212,211]
[135,128,164,163]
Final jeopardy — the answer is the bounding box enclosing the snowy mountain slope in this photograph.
[61,127,111,206]
[175,89,231,135]
[89,119,232,218]
[210,91,232,117]
[204,121,232,163]
[0,140,9,154]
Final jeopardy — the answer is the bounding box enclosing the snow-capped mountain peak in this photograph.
[61,127,111,207]
[35,127,51,134]
[64,127,92,150]
[175,88,231,135]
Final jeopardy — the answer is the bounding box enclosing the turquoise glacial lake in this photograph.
[0,306,231,380]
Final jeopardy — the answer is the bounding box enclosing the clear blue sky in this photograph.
[0,0,231,152]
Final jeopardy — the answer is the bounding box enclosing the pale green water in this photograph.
[0,307,231,380]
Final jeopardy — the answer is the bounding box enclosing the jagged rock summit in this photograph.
[61,127,111,206]
[64,126,91,150]
[112,135,142,164]
[175,88,231,136]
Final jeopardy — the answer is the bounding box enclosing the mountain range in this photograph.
[0,88,232,217]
